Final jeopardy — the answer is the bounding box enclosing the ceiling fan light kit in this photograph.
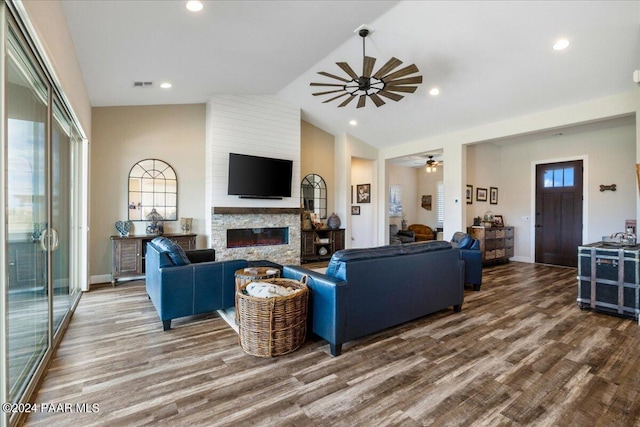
[311,25,422,108]
[425,155,439,173]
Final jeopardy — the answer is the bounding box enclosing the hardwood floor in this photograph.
[24,262,640,426]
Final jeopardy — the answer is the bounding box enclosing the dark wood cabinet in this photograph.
[468,226,514,264]
[301,229,345,263]
[110,233,196,285]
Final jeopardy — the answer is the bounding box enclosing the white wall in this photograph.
[499,123,636,262]
[336,133,379,248]
[416,166,443,229]
[351,157,375,248]
[90,105,206,281]
[387,163,417,227]
[466,143,502,221]
[21,0,91,137]
[206,95,300,213]
[379,91,639,252]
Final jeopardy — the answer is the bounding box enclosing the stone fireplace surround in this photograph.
[211,207,301,266]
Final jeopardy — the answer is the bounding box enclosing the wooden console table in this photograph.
[110,233,196,285]
[301,228,345,263]
[468,226,514,265]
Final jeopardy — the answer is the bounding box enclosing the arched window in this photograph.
[128,159,177,221]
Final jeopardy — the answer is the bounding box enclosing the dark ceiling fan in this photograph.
[310,27,422,108]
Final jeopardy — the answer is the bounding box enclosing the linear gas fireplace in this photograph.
[227,227,289,248]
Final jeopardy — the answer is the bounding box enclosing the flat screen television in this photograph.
[227,153,293,199]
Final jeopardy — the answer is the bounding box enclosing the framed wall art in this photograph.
[351,205,360,215]
[490,187,498,205]
[389,184,402,217]
[357,184,371,203]
[466,185,473,204]
[476,187,488,202]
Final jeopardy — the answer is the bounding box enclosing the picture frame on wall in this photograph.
[389,184,402,217]
[422,195,432,211]
[490,187,498,205]
[466,185,473,204]
[476,187,488,202]
[357,184,371,203]
[351,205,360,215]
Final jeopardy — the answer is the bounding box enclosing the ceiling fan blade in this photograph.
[385,76,423,86]
[323,92,350,103]
[385,86,418,93]
[336,62,359,80]
[372,57,403,79]
[369,93,385,107]
[378,90,404,102]
[310,82,345,87]
[317,71,351,83]
[338,95,357,107]
[382,64,420,81]
[362,56,376,78]
[357,94,367,108]
[312,89,347,96]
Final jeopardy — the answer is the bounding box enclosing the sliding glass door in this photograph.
[6,24,50,403]
[52,101,73,333]
[2,6,87,425]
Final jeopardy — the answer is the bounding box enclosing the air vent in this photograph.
[133,81,153,88]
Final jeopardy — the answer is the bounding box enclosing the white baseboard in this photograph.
[90,274,112,285]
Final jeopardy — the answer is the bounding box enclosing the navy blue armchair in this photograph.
[146,237,247,331]
[451,232,483,291]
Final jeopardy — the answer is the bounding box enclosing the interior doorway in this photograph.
[534,160,583,267]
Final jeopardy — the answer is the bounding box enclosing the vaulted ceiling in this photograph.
[61,0,640,149]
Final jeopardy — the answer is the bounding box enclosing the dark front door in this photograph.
[535,160,583,267]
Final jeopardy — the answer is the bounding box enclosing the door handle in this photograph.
[39,228,60,251]
[535,225,543,228]
[50,228,59,250]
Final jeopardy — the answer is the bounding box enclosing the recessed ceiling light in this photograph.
[553,38,570,51]
[186,1,203,12]
[349,120,357,126]
[429,87,440,96]
[160,82,172,89]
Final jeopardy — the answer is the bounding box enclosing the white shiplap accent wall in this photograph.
[206,95,300,209]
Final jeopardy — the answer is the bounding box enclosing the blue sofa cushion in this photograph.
[151,237,191,266]
[326,240,453,281]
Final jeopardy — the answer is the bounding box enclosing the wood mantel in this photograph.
[213,207,301,215]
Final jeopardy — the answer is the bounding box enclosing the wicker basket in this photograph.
[237,276,309,357]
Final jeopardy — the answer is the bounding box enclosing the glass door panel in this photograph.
[6,28,50,403]
[52,101,71,332]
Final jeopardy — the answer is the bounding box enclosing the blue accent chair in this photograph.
[145,237,248,331]
[451,231,483,291]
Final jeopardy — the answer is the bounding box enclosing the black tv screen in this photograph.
[228,153,293,199]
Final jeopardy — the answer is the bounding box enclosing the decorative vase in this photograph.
[401,219,407,230]
[318,246,328,256]
[115,220,131,237]
[327,213,341,229]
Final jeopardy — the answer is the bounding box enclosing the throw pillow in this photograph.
[151,237,191,266]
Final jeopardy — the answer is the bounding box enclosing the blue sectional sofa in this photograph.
[283,240,464,356]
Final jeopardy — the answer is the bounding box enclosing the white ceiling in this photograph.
[61,1,640,150]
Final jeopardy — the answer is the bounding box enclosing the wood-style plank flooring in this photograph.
[25,262,640,426]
